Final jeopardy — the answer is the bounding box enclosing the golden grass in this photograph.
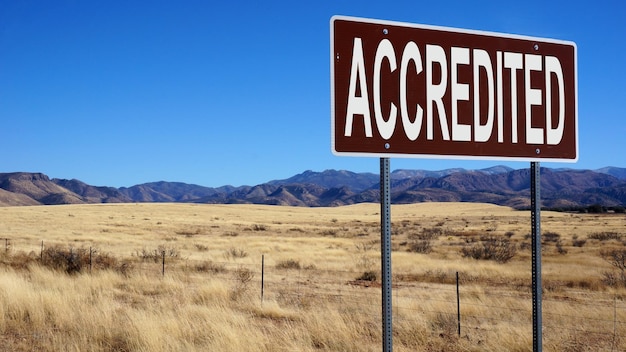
[0,202,624,351]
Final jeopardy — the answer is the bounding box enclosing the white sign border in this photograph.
[330,15,579,163]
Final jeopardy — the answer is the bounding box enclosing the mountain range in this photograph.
[0,166,624,209]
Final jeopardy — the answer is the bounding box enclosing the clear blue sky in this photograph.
[1,1,624,187]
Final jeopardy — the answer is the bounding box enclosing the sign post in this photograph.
[531,161,542,351]
[380,157,392,352]
[330,16,577,351]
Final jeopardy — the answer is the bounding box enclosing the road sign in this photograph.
[331,16,578,161]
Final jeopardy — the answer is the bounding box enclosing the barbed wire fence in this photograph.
[1,237,625,350]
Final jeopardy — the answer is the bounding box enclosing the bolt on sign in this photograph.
[331,16,578,161]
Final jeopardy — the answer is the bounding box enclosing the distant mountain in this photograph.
[390,165,514,180]
[118,181,226,202]
[0,173,74,203]
[0,166,624,209]
[53,178,131,203]
[596,167,626,180]
[268,169,378,192]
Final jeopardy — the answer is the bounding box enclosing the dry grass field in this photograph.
[0,202,625,351]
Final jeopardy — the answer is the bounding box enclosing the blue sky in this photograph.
[1,1,624,187]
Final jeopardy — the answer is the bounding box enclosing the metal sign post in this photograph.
[380,157,393,352]
[531,162,542,352]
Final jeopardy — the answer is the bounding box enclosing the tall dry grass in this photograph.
[0,202,624,351]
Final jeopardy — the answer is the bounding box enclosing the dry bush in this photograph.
[223,247,248,260]
[600,249,626,287]
[430,312,458,338]
[135,245,180,263]
[410,227,444,240]
[354,242,376,270]
[0,250,39,270]
[320,229,337,236]
[194,260,226,273]
[230,266,255,301]
[408,240,433,254]
[461,235,517,263]
[251,224,268,231]
[40,246,118,274]
[543,231,561,243]
[356,270,377,281]
[275,259,301,270]
[589,231,622,241]
[194,243,209,251]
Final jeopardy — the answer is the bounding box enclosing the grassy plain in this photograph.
[0,202,625,351]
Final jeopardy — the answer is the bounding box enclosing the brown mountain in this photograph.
[0,167,624,209]
[0,173,83,205]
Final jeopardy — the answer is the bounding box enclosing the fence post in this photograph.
[456,271,461,337]
[162,250,165,276]
[40,240,44,260]
[261,254,265,303]
[89,247,93,274]
[5,238,8,253]
[613,296,617,350]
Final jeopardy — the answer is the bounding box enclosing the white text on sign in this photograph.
[344,38,566,145]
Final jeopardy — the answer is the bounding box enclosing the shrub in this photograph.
[543,231,561,243]
[354,242,376,270]
[356,270,377,281]
[276,259,301,270]
[135,245,180,263]
[430,313,458,338]
[195,244,209,251]
[321,229,337,236]
[195,260,226,273]
[252,224,268,231]
[0,251,38,270]
[420,227,444,239]
[223,247,248,260]
[408,240,433,254]
[589,232,622,241]
[230,266,255,301]
[600,249,626,286]
[40,246,117,274]
[461,236,517,263]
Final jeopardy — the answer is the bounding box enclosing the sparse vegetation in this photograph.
[356,270,377,281]
[230,266,255,301]
[275,259,301,270]
[0,202,624,351]
[408,240,433,254]
[460,235,517,263]
[194,243,209,251]
[193,260,226,273]
[223,247,248,260]
[600,249,626,287]
[589,231,622,241]
[135,245,180,262]
[40,245,118,274]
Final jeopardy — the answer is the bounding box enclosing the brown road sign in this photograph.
[331,16,578,161]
